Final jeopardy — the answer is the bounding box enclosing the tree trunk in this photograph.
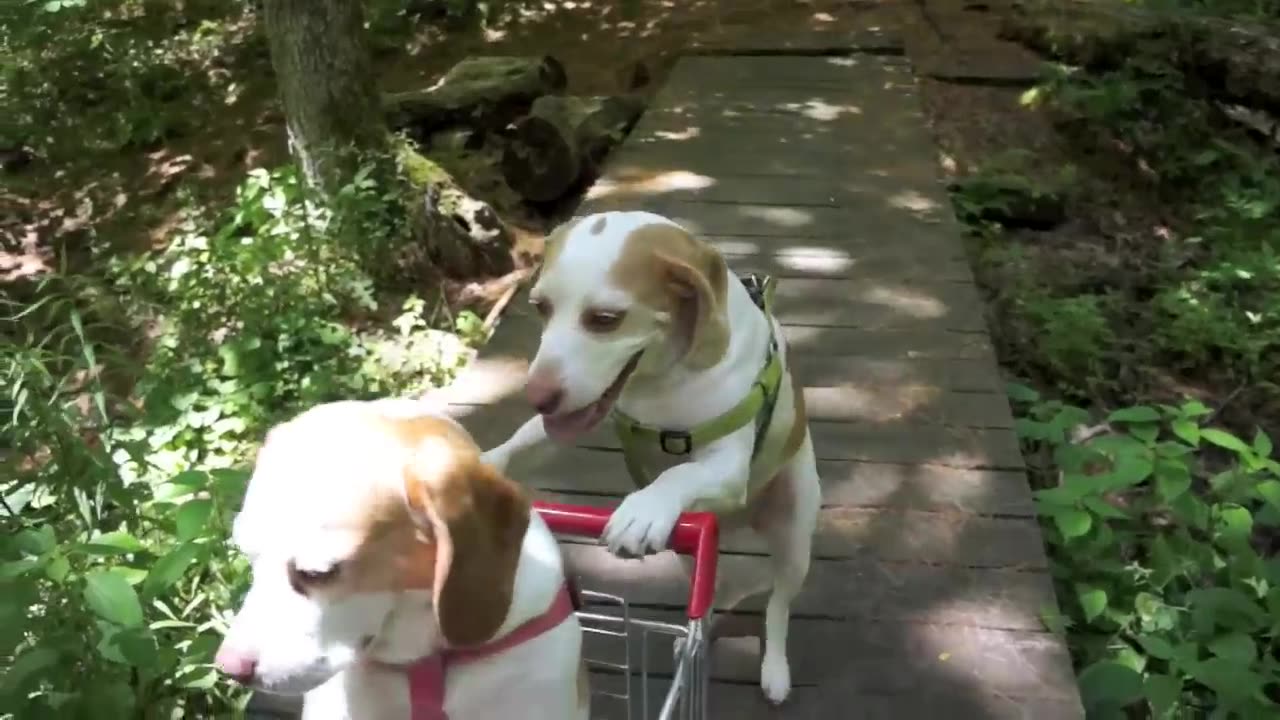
[262,0,386,193]
[260,0,513,278]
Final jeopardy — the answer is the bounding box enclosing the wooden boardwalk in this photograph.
[433,52,1085,718]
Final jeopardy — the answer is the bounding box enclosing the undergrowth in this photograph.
[951,13,1280,719]
[1,164,484,717]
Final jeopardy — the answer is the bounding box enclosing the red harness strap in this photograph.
[392,586,576,720]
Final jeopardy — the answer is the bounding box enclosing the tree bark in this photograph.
[260,0,514,278]
[262,0,386,192]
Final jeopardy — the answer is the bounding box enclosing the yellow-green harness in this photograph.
[611,273,784,486]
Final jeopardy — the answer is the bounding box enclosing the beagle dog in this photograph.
[215,399,587,720]
[481,210,821,704]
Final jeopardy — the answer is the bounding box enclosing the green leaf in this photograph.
[1189,657,1265,702]
[1253,429,1273,458]
[143,542,201,597]
[1257,480,1280,510]
[1208,632,1256,664]
[1202,429,1251,455]
[1187,588,1266,632]
[1054,508,1092,540]
[1215,504,1253,547]
[1078,660,1144,713]
[1143,673,1182,717]
[1155,462,1192,501]
[181,668,220,689]
[84,570,145,628]
[174,499,213,542]
[1179,400,1211,417]
[1105,452,1154,488]
[1171,418,1200,446]
[1107,406,1160,423]
[1006,382,1040,404]
[1136,633,1175,660]
[1077,585,1108,623]
[0,647,58,695]
[83,530,146,555]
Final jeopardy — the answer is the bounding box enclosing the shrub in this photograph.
[1013,386,1280,718]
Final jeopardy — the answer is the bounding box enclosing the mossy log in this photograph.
[384,56,568,138]
[398,144,514,278]
[500,95,646,203]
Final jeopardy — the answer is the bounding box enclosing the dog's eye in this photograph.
[288,559,341,594]
[581,308,626,333]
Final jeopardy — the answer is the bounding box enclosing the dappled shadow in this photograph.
[428,50,1080,718]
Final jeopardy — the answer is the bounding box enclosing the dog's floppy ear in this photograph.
[403,436,531,647]
[656,239,729,370]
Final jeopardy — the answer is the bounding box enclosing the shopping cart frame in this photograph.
[534,503,719,720]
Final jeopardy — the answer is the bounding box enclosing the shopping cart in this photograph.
[534,502,719,720]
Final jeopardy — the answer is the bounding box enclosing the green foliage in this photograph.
[3,164,475,716]
[1013,385,1280,719]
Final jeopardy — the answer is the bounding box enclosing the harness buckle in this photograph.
[659,429,693,456]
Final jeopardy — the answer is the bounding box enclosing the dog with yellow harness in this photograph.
[481,210,821,705]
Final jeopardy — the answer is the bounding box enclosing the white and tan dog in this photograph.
[482,210,821,704]
[215,399,587,720]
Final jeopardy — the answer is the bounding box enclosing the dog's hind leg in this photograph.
[753,433,820,705]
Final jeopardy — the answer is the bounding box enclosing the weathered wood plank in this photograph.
[448,401,1024,469]
[588,675,1084,719]
[545,493,1045,567]
[513,448,1035,515]
[663,54,909,90]
[580,612,1074,700]
[561,545,1051,628]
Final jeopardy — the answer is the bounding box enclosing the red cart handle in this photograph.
[533,502,718,620]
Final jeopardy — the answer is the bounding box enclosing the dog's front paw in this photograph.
[603,488,684,556]
[760,651,791,705]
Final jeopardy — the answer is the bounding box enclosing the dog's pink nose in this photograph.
[215,645,259,684]
[525,373,564,415]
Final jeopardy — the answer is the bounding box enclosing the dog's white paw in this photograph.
[602,488,683,556]
[760,651,791,705]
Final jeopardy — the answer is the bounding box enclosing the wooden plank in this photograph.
[472,311,998,370]
[449,402,1024,469]
[514,448,1035,516]
[663,54,909,90]
[545,494,1044,567]
[580,184,957,229]
[601,141,939,180]
[687,27,906,56]
[580,612,1075,700]
[588,676,1084,720]
[584,171,955,213]
[561,545,1052,628]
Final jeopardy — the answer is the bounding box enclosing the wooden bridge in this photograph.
[250,33,1083,720]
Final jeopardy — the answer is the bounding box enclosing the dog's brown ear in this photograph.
[656,240,729,370]
[404,435,531,647]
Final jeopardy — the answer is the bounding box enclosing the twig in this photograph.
[1205,383,1247,425]
[481,270,529,334]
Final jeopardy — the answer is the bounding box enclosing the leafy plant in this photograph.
[3,162,474,716]
[1014,385,1280,719]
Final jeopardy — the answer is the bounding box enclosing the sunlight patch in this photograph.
[861,286,947,318]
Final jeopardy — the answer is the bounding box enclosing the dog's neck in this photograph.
[362,512,567,665]
[620,275,772,427]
